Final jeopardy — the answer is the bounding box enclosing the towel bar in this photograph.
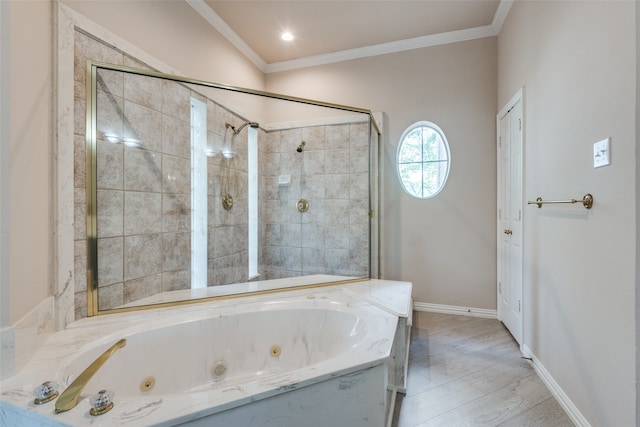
[527,194,593,209]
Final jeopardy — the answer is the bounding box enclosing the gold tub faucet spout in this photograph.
[54,338,126,414]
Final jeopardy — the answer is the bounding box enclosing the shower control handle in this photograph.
[297,199,309,213]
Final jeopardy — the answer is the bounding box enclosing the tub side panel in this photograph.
[173,364,386,427]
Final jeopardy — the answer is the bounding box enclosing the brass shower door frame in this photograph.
[85,60,382,316]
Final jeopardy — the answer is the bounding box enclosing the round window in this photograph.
[397,121,450,198]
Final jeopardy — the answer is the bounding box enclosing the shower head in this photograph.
[227,121,259,136]
[296,141,306,153]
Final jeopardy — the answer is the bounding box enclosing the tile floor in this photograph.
[391,311,574,427]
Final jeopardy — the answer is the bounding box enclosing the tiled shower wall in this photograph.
[259,124,371,279]
[206,127,252,287]
[73,30,372,319]
[74,31,249,316]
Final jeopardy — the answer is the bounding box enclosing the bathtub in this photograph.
[0,280,412,426]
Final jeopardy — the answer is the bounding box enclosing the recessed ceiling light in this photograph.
[281,32,294,41]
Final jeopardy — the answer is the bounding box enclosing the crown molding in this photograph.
[185,0,266,71]
[265,24,497,73]
[187,0,513,74]
[491,0,514,33]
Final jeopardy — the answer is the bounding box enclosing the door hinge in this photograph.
[518,118,522,130]
[369,210,375,218]
[499,282,502,294]
[498,137,502,147]
[518,300,521,313]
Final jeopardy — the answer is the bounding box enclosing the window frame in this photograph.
[396,121,451,199]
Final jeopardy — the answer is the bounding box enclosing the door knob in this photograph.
[504,229,512,235]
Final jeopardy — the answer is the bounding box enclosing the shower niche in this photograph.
[84,61,381,315]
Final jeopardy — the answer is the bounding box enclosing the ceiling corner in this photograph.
[187,0,511,75]
[186,0,267,72]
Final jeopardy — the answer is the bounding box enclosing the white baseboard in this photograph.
[521,344,591,427]
[413,302,497,319]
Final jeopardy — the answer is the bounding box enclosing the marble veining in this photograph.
[0,280,411,426]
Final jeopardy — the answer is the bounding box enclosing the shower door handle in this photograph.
[504,229,512,235]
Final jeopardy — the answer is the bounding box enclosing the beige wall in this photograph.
[0,0,9,328]
[267,37,498,309]
[2,0,53,326]
[499,1,636,425]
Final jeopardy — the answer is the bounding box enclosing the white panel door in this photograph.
[497,95,523,345]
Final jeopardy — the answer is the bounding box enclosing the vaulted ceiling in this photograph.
[187,0,512,73]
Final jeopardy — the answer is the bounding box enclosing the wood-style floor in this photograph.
[391,311,574,427]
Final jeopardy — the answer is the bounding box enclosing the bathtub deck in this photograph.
[1,280,413,427]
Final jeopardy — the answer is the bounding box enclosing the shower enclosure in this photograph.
[84,61,380,315]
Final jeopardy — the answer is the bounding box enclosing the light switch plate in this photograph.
[593,137,611,168]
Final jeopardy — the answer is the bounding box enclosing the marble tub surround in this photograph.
[116,274,355,308]
[342,280,413,394]
[343,279,412,318]
[0,298,55,380]
[0,279,411,426]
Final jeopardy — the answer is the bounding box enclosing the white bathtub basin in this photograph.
[62,306,369,396]
[0,282,411,426]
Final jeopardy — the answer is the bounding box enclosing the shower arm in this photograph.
[226,121,259,136]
